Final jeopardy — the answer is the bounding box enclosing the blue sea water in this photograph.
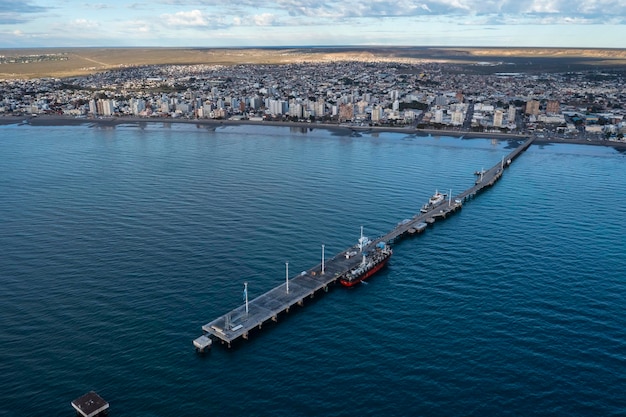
[0,122,625,416]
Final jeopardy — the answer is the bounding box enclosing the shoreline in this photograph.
[2,114,625,149]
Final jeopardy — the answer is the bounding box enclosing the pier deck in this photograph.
[196,136,535,349]
[202,246,369,346]
[379,136,534,244]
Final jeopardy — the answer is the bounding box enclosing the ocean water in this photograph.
[0,123,625,416]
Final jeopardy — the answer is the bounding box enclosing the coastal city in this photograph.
[3,0,626,410]
[1,59,626,142]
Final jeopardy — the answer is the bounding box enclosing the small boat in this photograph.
[428,189,446,206]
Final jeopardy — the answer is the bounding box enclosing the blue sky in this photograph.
[1,0,625,48]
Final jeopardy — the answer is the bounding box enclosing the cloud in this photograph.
[72,19,100,29]
[0,0,48,24]
[151,0,626,25]
[524,0,561,14]
[2,0,625,48]
[84,3,110,10]
[0,13,27,24]
[161,9,237,29]
[0,28,48,41]
[0,0,48,13]
[253,13,279,26]
[127,20,152,33]
[217,0,625,22]
[162,9,210,27]
[127,3,148,9]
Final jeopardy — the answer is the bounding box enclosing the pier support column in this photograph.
[272,315,278,322]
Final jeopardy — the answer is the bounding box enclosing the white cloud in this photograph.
[253,13,279,26]
[123,20,151,33]
[85,3,110,10]
[524,0,561,14]
[267,0,626,22]
[0,28,48,41]
[4,0,625,47]
[433,0,472,11]
[73,19,100,29]
[162,9,208,27]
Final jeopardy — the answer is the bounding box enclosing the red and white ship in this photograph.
[340,228,392,287]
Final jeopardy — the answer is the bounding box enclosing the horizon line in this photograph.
[1,45,626,51]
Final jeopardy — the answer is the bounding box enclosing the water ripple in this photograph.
[0,125,625,416]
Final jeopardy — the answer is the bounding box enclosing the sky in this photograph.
[0,0,625,48]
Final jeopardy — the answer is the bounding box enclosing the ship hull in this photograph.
[340,255,391,287]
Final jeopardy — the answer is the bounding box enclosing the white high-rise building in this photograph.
[371,105,383,122]
[493,109,504,127]
[97,99,114,116]
[88,99,97,115]
[434,109,444,124]
[269,99,287,115]
[357,100,368,114]
[451,110,464,125]
[289,102,303,118]
[203,103,213,116]
[508,104,516,123]
[130,98,146,116]
[315,99,325,118]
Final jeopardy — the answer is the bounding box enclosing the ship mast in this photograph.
[358,225,366,252]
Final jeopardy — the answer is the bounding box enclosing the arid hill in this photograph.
[1,47,625,79]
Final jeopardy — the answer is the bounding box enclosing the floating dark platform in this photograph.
[71,391,109,417]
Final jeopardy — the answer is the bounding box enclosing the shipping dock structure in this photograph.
[193,136,535,351]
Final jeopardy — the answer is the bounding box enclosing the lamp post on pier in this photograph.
[321,244,325,274]
[285,262,289,294]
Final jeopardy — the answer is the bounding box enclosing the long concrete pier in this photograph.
[194,136,535,351]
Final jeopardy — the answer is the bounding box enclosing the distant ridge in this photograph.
[1,46,625,79]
